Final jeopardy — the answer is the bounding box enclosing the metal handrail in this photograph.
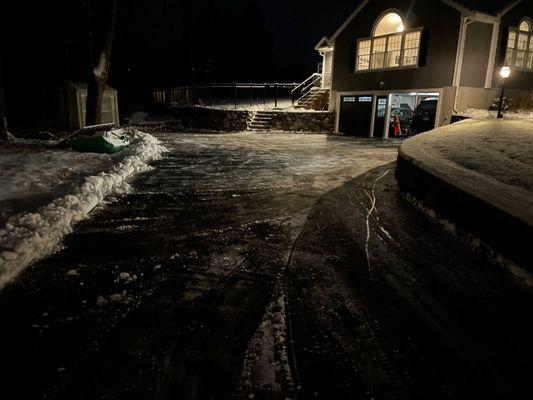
[291,73,321,94]
[301,75,322,94]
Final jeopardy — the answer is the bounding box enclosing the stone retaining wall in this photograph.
[396,154,532,270]
[269,111,335,133]
[170,107,252,131]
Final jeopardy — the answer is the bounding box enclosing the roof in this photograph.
[448,0,517,16]
[327,0,522,43]
[69,82,117,92]
[444,0,520,16]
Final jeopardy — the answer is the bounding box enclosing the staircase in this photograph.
[291,73,331,111]
[295,87,330,110]
[248,110,278,131]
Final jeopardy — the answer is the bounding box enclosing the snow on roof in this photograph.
[400,119,533,227]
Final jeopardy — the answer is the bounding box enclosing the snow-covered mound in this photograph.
[0,130,167,288]
[400,119,533,227]
[460,108,533,120]
[0,139,113,206]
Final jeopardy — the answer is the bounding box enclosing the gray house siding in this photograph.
[460,21,493,87]
[493,0,533,89]
[332,0,461,92]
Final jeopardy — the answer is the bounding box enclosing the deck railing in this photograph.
[153,82,299,109]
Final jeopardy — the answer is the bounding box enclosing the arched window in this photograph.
[505,18,533,70]
[519,19,531,32]
[355,11,422,72]
[374,12,405,36]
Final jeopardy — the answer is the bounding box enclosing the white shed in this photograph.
[67,82,120,128]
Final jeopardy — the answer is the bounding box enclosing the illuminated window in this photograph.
[355,11,422,72]
[403,31,421,66]
[385,34,402,67]
[506,18,533,71]
[371,37,387,69]
[356,39,371,71]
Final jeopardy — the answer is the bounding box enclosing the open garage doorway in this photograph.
[387,92,440,137]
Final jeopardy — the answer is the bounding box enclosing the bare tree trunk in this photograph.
[86,0,119,126]
[0,47,8,143]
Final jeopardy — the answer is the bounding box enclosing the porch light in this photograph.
[497,65,511,119]
[500,65,511,78]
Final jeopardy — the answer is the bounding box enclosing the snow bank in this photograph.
[400,119,533,226]
[460,108,533,120]
[0,130,167,288]
[0,140,112,204]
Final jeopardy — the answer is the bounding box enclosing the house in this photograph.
[314,0,533,137]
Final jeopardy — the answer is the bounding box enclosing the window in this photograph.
[355,12,422,72]
[386,34,402,67]
[357,39,371,71]
[371,37,387,69]
[403,31,421,66]
[505,18,533,71]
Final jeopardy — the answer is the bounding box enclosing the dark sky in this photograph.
[258,0,513,71]
[259,0,360,71]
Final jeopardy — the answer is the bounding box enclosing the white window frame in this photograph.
[505,18,533,72]
[355,28,423,73]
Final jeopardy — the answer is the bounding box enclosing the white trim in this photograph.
[440,0,498,21]
[369,95,377,138]
[453,16,474,87]
[329,0,520,47]
[486,21,500,88]
[330,0,372,42]
[498,0,523,18]
[383,95,391,139]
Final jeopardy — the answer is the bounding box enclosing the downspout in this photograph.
[453,16,474,114]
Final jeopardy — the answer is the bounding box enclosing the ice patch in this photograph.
[0,130,167,288]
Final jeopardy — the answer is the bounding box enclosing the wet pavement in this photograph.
[0,133,531,400]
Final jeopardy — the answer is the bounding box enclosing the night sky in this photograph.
[2,0,515,128]
[259,0,360,72]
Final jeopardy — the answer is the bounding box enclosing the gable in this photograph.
[329,0,521,42]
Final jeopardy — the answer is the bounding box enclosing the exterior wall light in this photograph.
[497,65,511,119]
[500,65,511,79]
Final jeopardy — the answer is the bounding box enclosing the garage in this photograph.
[337,91,442,138]
[338,95,373,136]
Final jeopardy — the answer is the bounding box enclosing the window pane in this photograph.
[357,39,371,70]
[516,50,526,67]
[371,37,386,69]
[385,34,402,67]
[403,31,421,66]
[507,30,517,48]
[505,48,516,65]
[528,35,533,69]
[517,33,528,50]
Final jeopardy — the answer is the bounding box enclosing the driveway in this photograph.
[0,133,531,400]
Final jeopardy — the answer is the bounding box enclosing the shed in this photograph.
[67,82,120,128]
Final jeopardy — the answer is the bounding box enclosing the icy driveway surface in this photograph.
[0,133,531,400]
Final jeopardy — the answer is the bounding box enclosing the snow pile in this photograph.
[460,108,533,120]
[400,119,533,226]
[0,141,112,204]
[0,130,167,288]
